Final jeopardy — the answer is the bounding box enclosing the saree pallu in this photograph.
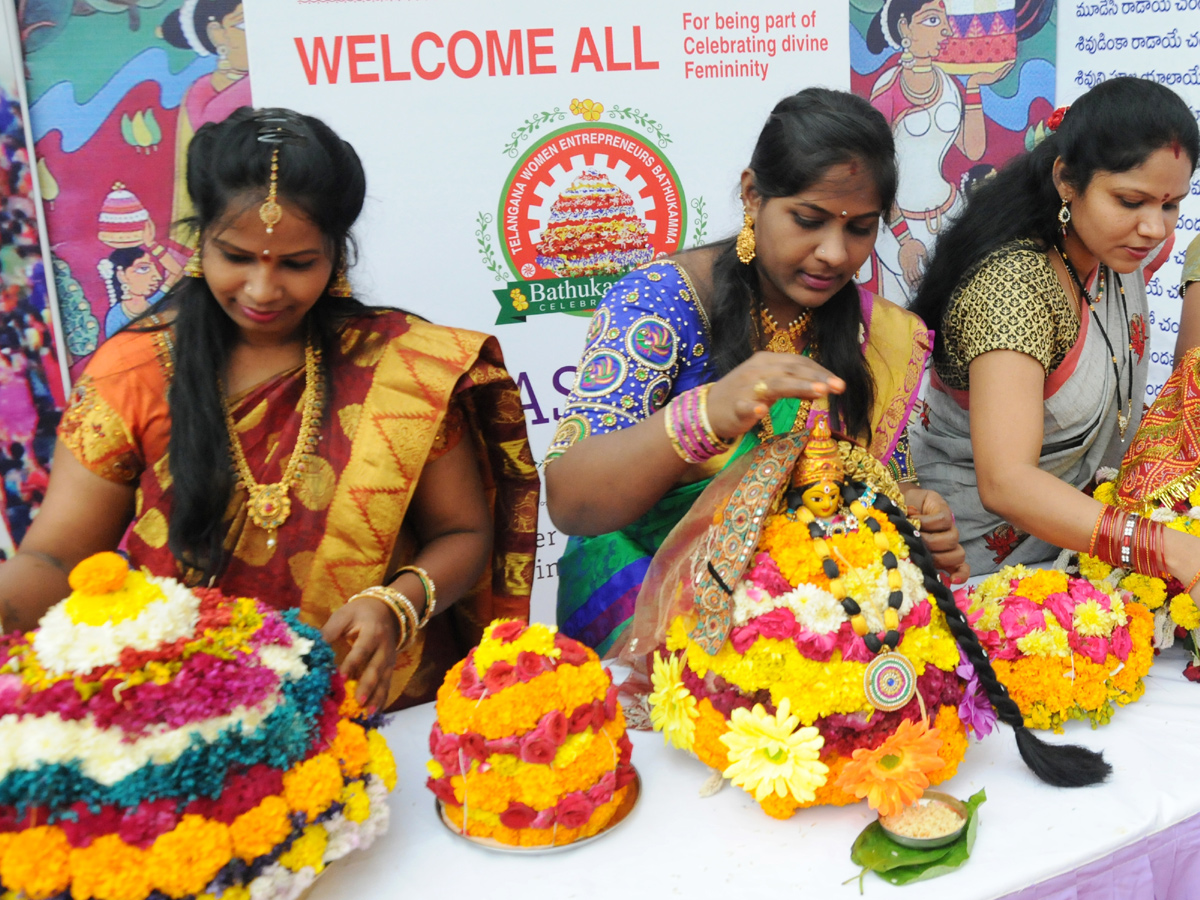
[912,267,1150,574]
[556,285,930,656]
[58,311,539,707]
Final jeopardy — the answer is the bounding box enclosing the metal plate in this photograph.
[877,790,969,849]
[436,769,641,855]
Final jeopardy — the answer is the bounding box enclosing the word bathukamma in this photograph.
[0,552,396,900]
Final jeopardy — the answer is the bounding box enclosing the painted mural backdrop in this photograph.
[850,0,1056,305]
[22,0,251,378]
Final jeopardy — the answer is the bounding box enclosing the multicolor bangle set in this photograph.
[664,384,732,464]
[1089,504,1169,580]
[348,566,438,652]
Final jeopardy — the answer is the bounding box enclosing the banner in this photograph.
[245,1,851,621]
[1057,2,1200,407]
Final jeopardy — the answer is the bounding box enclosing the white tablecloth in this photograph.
[312,646,1200,899]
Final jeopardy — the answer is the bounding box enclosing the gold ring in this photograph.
[753,379,770,402]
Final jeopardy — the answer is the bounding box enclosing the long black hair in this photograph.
[912,77,1200,360]
[843,481,1111,786]
[864,0,930,53]
[707,88,897,441]
[137,106,370,580]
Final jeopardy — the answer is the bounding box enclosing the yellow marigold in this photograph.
[649,651,698,750]
[229,795,292,862]
[1015,569,1069,604]
[366,728,398,791]
[0,826,71,899]
[68,833,151,900]
[1078,554,1113,581]
[444,783,630,848]
[278,824,327,874]
[67,551,130,594]
[339,681,367,719]
[147,815,232,899]
[1171,593,1200,631]
[836,718,944,817]
[1120,573,1167,610]
[283,753,345,822]
[931,705,968,783]
[64,568,164,626]
[1189,484,1200,508]
[329,719,371,778]
[341,779,371,823]
[472,619,561,674]
[760,514,882,591]
[1093,481,1118,505]
[994,657,1076,725]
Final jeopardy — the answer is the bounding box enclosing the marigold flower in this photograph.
[279,823,328,873]
[366,729,398,790]
[68,551,130,595]
[720,697,828,803]
[341,779,372,823]
[836,718,944,817]
[329,719,371,778]
[1015,570,1069,605]
[229,795,291,862]
[147,815,232,898]
[649,651,698,750]
[0,825,71,898]
[1078,553,1113,581]
[283,752,345,822]
[1170,593,1200,631]
[68,833,152,900]
[1092,481,1118,505]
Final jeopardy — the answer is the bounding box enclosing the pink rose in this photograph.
[999,597,1046,640]
[556,792,596,829]
[755,608,799,641]
[1042,593,1076,630]
[434,734,463,774]
[491,620,526,643]
[586,770,617,807]
[517,651,550,682]
[1070,632,1110,665]
[729,625,758,654]
[499,802,538,829]
[0,675,22,709]
[485,737,520,757]
[483,661,518,694]
[458,662,483,697]
[555,633,590,667]
[460,731,487,762]
[902,603,931,630]
[1069,580,1110,610]
[531,807,556,829]
[542,709,568,745]
[428,722,444,756]
[1110,626,1132,662]
[746,552,792,596]
[427,776,459,806]
[953,587,972,615]
[793,628,838,662]
[568,704,595,734]
[520,736,558,765]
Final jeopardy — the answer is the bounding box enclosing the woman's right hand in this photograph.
[322,595,400,712]
[706,351,845,440]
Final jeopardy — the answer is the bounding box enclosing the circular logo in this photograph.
[498,124,686,282]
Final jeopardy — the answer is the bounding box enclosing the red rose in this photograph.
[426,776,460,807]
[483,661,518,694]
[555,792,596,829]
[428,722,444,756]
[1069,632,1109,665]
[586,770,617,806]
[755,608,799,641]
[498,802,538,829]
[460,731,487,762]
[485,737,520,757]
[615,763,637,789]
[554,633,589,667]
[520,735,558,765]
[568,704,594,734]
[616,732,633,767]
[589,700,607,731]
[459,662,483,696]
[604,685,619,720]
[516,651,550,682]
[1046,106,1069,131]
[434,733,462,773]
[542,709,568,745]
[1184,663,1200,683]
[491,620,526,643]
[1110,626,1133,662]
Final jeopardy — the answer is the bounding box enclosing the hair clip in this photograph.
[1046,106,1069,132]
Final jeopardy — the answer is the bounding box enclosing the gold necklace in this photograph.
[760,307,813,356]
[221,339,324,548]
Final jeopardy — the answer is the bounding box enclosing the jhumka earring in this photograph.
[260,146,283,234]
[328,262,352,297]
[735,213,756,265]
[184,243,204,278]
[1058,198,1072,237]
[900,36,914,68]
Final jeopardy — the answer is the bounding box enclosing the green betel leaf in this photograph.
[849,789,987,887]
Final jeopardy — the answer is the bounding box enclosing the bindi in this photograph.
[261,249,271,259]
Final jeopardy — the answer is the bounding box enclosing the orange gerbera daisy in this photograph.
[835,718,944,816]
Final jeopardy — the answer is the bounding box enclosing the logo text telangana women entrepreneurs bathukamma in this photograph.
[479,99,693,323]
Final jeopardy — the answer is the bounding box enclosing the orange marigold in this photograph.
[283,752,345,822]
[339,681,367,719]
[930,705,968,783]
[329,719,371,778]
[229,795,292,862]
[691,697,731,772]
[68,833,152,900]
[0,826,71,899]
[67,551,129,594]
[147,815,232,899]
[836,718,944,817]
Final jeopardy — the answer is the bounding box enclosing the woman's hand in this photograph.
[900,484,969,584]
[705,351,845,440]
[898,237,928,289]
[966,62,1014,89]
[322,596,400,712]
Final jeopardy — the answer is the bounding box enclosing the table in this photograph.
[312,647,1200,899]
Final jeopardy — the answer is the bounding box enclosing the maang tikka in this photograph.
[260,146,283,234]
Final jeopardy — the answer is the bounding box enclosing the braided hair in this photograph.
[842,483,1111,787]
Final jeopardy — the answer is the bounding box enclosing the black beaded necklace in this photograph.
[1057,247,1134,439]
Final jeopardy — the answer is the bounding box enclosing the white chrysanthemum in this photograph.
[33,576,199,676]
[783,584,845,635]
[731,579,778,626]
[897,559,926,617]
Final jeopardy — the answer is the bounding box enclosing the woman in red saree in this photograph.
[0,108,539,711]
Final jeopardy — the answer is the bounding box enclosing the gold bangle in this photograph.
[394,565,437,628]
[696,384,732,452]
[349,586,414,651]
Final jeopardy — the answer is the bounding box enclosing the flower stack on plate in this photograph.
[0,552,395,900]
[426,620,635,847]
[954,564,1153,731]
[647,418,985,820]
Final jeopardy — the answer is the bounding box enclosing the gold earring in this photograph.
[260,146,283,234]
[736,213,756,265]
[1058,198,1071,237]
[184,246,204,278]
[328,262,352,297]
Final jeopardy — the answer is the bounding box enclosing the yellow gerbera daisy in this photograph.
[649,652,698,750]
[836,718,944,817]
[719,698,828,803]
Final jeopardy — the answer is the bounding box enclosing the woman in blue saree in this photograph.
[545,88,967,656]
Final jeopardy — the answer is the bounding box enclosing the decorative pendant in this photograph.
[864,652,917,712]
[765,332,794,355]
[1117,404,1130,440]
[247,483,292,533]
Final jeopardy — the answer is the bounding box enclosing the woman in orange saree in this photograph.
[0,108,538,710]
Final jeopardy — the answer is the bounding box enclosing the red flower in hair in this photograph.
[1046,106,1069,132]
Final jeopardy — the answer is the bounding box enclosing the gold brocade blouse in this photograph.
[934,241,1080,391]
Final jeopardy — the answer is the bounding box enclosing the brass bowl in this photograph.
[877,790,968,849]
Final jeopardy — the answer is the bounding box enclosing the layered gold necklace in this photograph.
[221,339,325,549]
[757,306,816,438]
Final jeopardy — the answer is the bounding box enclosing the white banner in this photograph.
[245,1,850,623]
[1057,3,1200,403]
